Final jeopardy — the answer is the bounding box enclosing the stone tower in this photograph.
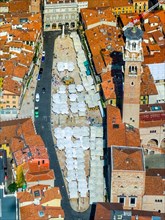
[122,27,143,128]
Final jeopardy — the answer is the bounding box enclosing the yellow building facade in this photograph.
[133,0,148,13]
[1,143,11,158]
[112,6,135,15]
[0,90,20,109]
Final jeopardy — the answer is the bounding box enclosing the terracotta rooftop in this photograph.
[109,0,133,7]
[107,105,141,147]
[17,186,62,204]
[0,118,36,145]
[0,60,14,77]
[81,7,116,28]
[13,143,49,166]
[88,0,110,8]
[13,64,28,79]
[143,46,165,64]
[85,24,124,74]
[146,168,165,178]
[25,135,45,148]
[151,30,165,46]
[41,187,62,204]
[94,202,164,220]
[119,13,139,27]
[23,161,50,174]
[20,204,64,220]
[112,146,144,171]
[13,146,33,166]
[17,191,33,203]
[145,176,164,195]
[9,0,30,13]
[140,65,158,96]
[2,76,22,95]
[101,78,116,100]
[25,169,55,183]
[101,71,112,81]
[10,137,25,153]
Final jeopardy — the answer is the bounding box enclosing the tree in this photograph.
[16,166,25,188]
[8,182,17,193]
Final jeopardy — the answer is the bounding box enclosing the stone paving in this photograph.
[18,64,39,119]
[51,34,103,212]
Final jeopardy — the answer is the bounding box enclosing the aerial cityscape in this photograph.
[0,0,164,219]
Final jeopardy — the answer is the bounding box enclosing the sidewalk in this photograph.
[18,64,39,119]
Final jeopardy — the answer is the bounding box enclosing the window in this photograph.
[155,199,162,202]
[132,42,136,50]
[130,197,136,206]
[150,130,156,133]
[42,160,45,164]
[118,197,125,204]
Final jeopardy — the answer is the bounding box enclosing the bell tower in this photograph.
[122,27,143,128]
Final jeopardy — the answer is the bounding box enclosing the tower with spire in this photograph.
[122,27,143,128]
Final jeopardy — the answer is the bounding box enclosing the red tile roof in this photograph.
[0,118,36,145]
[145,176,164,195]
[81,7,116,29]
[94,202,165,220]
[20,204,64,220]
[2,76,22,95]
[85,24,124,74]
[25,169,55,182]
[17,191,33,203]
[146,168,165,177]
[9,0,30,13]
[88,0,111,8]
[41,187,62,204]
[101,78,116,100]
[140,65,158,96]
[112,146,144,171]
[17,186,62,204]
[107,105,141,147]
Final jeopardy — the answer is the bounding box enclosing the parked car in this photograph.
[42,51,45,57]
[42,51,45,62]
[37,73,41,81]
[34,107,39,118]
[39,68,43,74]
[35,93,40,102]
[42,87,46,93]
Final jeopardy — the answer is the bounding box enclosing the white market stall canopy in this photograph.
[57,62,75,72]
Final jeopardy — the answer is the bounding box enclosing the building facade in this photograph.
[110,146,146,210]
[43,0,79,31]
[133,0,148,13]
[122,27,143,128]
